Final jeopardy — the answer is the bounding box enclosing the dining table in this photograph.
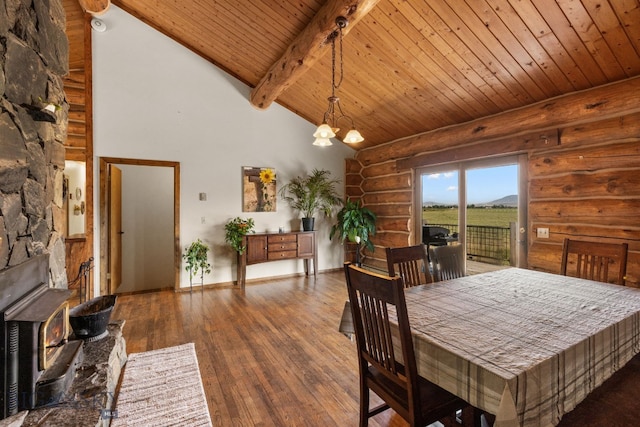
[393,268,640,427]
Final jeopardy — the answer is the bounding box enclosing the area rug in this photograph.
[111,343,212,426]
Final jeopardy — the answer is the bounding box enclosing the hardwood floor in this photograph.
[112,270,410,426]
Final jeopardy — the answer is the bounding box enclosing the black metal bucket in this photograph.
[69,295,117,340]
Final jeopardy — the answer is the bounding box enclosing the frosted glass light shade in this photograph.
[343,129,364,143]
[313,137,333,147]
[313,123,336,139]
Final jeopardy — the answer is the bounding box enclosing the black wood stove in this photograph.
[0,254,84,420]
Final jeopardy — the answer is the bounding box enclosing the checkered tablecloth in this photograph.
[396,268,640,427]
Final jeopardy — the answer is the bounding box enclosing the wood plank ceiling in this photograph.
[100,0,640,149]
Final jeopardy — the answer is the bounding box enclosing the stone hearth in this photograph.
[0,321,127,427]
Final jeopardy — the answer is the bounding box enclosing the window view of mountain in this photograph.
[423,194,517,208]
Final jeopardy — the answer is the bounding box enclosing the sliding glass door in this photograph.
[417,155,527,268]
[420,168,461,249]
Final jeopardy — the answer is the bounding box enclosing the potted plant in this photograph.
[278,168,342,231]
[330,198,377,265]
[183,239,212,292]
[224,217,255,254]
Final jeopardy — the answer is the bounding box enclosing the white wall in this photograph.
[92,6,355,291]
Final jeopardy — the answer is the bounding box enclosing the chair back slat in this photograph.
[386,244,433,287]
[561,238,628,285]
[429,244,466,282]
[360,293,397,373]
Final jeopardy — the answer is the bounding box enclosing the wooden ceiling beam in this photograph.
[250,0,381,110]
[77,0,110,15]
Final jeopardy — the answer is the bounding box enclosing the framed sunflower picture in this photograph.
[242,166,277,212]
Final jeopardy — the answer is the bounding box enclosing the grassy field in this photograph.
[423,207,517,228]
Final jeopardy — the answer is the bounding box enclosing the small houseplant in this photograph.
[278,168,342,231]
[330,198,377,265]
[183,239,212,292]
[224,217,255,254]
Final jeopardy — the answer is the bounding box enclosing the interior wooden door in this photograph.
[108,165,123,294]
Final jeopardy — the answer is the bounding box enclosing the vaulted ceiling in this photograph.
[89,0,640,150]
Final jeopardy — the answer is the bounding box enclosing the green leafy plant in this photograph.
[278,169,342,219]
[330,198,377,252]
[224,217,255,254]
[183,239,212,289]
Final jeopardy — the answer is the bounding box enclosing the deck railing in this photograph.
[427,223,516,265]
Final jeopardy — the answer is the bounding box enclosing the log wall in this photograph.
[350,77,640,283]
[63,0,94,298]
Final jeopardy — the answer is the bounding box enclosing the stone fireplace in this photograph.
[1,0,73,420]
[0,0,70,274]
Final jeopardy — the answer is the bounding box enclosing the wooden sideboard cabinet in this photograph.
[237,231,317,288]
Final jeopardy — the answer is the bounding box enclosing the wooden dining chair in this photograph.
[343,263,470,427]
[560,238,628,285]
[429,244,466,282]
[386,244,433,288]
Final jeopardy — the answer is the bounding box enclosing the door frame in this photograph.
[99,157,181,295]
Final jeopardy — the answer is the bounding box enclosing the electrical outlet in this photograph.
[537,227,549,238]
[201,217,206,224]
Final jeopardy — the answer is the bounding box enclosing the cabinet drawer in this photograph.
[268,242,297,252]
[268,234,297,243]
[268,250,297,260]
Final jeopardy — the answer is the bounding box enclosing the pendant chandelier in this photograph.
[313,16,364,147]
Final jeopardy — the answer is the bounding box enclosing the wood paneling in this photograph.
[529,169,640,199]
[63,0,94,296]
[361,173,411,192]
[77,0,110,15]
[529,138,640,174]
[527,118,640,285]
[111,0,640,149]
[349,80,640,285]
[65,1,86,70]
[362,191,413,205]
[397,130,559,171]
[358,77,640,167]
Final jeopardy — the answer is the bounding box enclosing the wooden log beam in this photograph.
[396,129,559,170]
[250,0,381,110]
[77,0,110,15]
[357,76,640,167]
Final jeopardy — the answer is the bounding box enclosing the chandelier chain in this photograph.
[313,16,363,145]
[332,26,344,91]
